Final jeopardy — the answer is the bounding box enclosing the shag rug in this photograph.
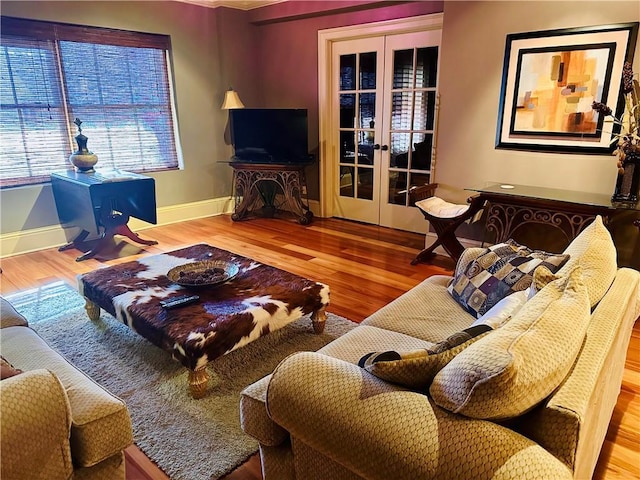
[8,281,357,480]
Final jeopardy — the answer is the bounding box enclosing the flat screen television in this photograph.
[229,108,312,165]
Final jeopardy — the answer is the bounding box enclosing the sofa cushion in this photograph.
[358,324,492,389]
[557,215,617,307]
[431,266,590,420]
[362,275,476,344]
[0,326,132,467]
[447,240,569,317]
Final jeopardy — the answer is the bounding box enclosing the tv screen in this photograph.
[229,108,311,165]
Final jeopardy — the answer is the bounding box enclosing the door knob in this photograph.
[373,144,389,151]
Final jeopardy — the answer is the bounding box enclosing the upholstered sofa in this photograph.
[0,297,133,480]
[240,216,640,480]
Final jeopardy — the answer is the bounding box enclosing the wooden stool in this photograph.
[410,188,485,264]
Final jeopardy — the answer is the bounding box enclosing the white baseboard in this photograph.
[0,197,234,258]
[423,232,483,258]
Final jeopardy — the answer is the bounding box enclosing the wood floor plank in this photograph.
[0,214,637,480]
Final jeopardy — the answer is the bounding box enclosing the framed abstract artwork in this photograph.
[495,22,638,154]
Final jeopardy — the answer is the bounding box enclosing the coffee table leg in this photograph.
[189,368,209,399]
[84,299,101,321]
[310,306,327,334]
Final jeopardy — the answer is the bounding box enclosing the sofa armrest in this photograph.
[518,268,640,479]
[266,352,572,480]
[0,296,28,328]
[0,369,74,479]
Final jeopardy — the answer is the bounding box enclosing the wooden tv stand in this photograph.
[229,162,313,225]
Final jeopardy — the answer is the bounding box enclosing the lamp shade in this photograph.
[221,88,244,109]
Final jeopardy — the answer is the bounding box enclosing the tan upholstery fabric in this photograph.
[557,215,617,307]
[266,352,573,480]
[240,375,288,446]
[259,442,296,480]
[0,296,28,328]
[430,266,590,420]
[515,268,640,478]
[0,369,73,480]
[1,326,133,467]
[292,439,366,480]
[360,328,492,389]
[362,275,475,343]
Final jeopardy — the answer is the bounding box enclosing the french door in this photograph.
[321,16,442,233]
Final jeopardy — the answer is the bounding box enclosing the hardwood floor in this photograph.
[0,215,637,480]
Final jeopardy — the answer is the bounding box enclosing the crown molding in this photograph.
[173,0,284,10]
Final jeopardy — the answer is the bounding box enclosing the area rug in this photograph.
[8,281,357,480]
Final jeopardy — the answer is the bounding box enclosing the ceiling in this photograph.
[174,0,284,10]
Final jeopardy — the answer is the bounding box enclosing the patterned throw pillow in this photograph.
[358,324,492,389]
[447,240,569,317]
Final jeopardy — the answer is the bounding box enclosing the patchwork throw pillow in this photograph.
[431,265,590,420]
[358,324,492,389]
[448,240,569,317]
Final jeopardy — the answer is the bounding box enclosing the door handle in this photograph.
[373,144,389,151]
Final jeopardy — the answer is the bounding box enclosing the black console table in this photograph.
[51,169,158,261]
[229,162,313,225]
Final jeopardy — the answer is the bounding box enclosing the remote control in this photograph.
[160,294,200,309]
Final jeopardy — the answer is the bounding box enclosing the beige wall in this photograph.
[0,1,239,233]
[437,1,640,204]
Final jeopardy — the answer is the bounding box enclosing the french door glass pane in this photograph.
[340,165,355,197]
[410,172,431,192]
[414,91,436,130]
[339,93,355,128]
[358,93,376,129]
[416,47,438,88]
[357,167,374,200]
[388,170,408,205]
[410,133,432,171]
[391,92,413,130]
[392,49,414,89]
[340,131,355,164]
[359,52,377,89]
[340,54,356,90]
[357,130,375,165]
[390,132,410,168]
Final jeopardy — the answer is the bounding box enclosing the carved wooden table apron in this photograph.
[467,183,632,248]
[230,162,313,224]
[77,244,330,399]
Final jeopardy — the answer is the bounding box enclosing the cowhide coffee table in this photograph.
[77,244,330,398]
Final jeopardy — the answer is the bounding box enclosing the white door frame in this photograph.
[317,13,444,218]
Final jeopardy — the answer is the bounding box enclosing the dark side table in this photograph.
[229,162,313,225]
[51,169,158,261]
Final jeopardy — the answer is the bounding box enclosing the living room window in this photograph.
[0,16,181,189]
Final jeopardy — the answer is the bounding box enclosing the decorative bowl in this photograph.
[167,260,240,288]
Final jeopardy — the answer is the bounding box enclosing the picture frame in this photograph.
[495,22,638,154]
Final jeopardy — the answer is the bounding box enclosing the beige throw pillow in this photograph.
[556,215,617,307]
[430,266,590,420]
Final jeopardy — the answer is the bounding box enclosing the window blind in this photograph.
[0,16,180,188]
